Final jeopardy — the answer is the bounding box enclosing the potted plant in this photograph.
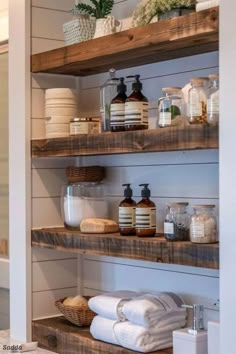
[63,5,96,45]
[132,0,196,27]
[76,0,121,38]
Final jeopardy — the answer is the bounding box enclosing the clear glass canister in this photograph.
[158,87,184,128]
[190,205,217,244]
[61,182,108,230]
[207,74,219,125]
[100,68,119,132]
[164,202,190,241]
[188,77,209,124]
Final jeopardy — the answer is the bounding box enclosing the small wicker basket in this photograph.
[66,166,105,183]
[55,297,96,327]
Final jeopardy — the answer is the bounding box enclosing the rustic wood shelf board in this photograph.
[32,125,218,158]
[32,228,219,269]
[31,8,219,76]
[33,316,173,354]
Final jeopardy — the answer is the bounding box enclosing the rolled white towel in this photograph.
[88,290,137,321]
[122,292,186,328]
[196,0,219,11]
[90,315,186,353]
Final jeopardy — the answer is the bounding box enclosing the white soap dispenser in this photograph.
[173,304,208,354]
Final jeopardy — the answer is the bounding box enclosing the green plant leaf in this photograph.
[76,3,96,17]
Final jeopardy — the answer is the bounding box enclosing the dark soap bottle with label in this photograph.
[110,78,127,132]
[125,75,149,131]
[119,184,136,236]
[136,184,156,237]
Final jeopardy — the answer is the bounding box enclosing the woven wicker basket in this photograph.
[63,17,95,46]
[55,297,96,327]
[66,166,105,183]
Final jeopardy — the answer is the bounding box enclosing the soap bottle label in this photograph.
[164,222,174,234]
[190,223,205,238]
[136,207,156,229]
[159,112,171,126]
[119,207,135,228]
[125,101,149,126]
[189,97,202,116]
[110,103,125,127]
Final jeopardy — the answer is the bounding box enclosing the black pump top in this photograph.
[139,184,151,198]
[122,183,133,198]
[117,78,127,93]
[127,75,142,91]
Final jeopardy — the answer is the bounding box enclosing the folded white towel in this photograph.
[196,0,219,11]
[88,290,137,321]
[90,316,185,353]
[122,292,186,328]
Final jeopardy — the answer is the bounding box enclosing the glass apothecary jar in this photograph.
[164,202,190,241]
[61,182,108,230]
[188,77,209,124]
[158,87,184,128]
[207,74,219,125]
[190,205,217,244]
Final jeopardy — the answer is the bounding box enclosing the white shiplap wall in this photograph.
[31,0,79,320]
[31,0,220,327]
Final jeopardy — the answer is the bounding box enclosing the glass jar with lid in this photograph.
[158,87,184,128]
[207,74,219,125]
[164,202,190,241]
[188,77,209,124]
[190,205,217,244]
[61,182,108,230]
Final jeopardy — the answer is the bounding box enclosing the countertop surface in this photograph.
[0,330,56,353]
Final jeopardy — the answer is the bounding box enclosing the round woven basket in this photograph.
[66,166,105,183]
[55,297,96,327]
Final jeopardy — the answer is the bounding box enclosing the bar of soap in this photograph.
[63,295,88,307]
[80,218,118,234]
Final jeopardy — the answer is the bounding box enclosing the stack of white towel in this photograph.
[196,0,219,12]
[88,290,187,353]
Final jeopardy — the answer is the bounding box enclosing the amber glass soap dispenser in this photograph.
[125,75,149,131]
[119,184,136,236]
[110,78,127,132]
[136,184,156,237]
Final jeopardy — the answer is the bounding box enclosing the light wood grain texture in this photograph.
[31,8,219,76]
[0,240,8,256]
[32,228,219,269]
[32,125,218,158]
[32,316,173,354]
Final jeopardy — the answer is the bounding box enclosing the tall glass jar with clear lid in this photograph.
[188,77,209,124]
[158,87,184,128]
[190,205,217,244]
[164,202,190,241]
[207,74,219,125]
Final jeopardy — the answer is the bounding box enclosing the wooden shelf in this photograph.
[32,125,218,158]
[33,316,173,354]
[32,228,219,269]
[31,7,219,76]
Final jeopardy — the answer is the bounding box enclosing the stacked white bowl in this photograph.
[45,88,78,138]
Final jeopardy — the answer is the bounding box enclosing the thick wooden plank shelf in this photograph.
[32,125,218,158]
[33,316,173,354]
[31,7,219,76]
[32,228,219,269]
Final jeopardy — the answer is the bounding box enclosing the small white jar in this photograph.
[190,205,217,244]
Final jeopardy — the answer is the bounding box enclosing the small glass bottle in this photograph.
[136,184,156,237]
[100,69,119,132]
[125,75,149,131]
[158,87,184,128]
[164,203,190,241]
[190,205,217,244]
[110,78,127,132]
[207,74,219,125]
[188,77,209,124]
[119,184,136,236]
